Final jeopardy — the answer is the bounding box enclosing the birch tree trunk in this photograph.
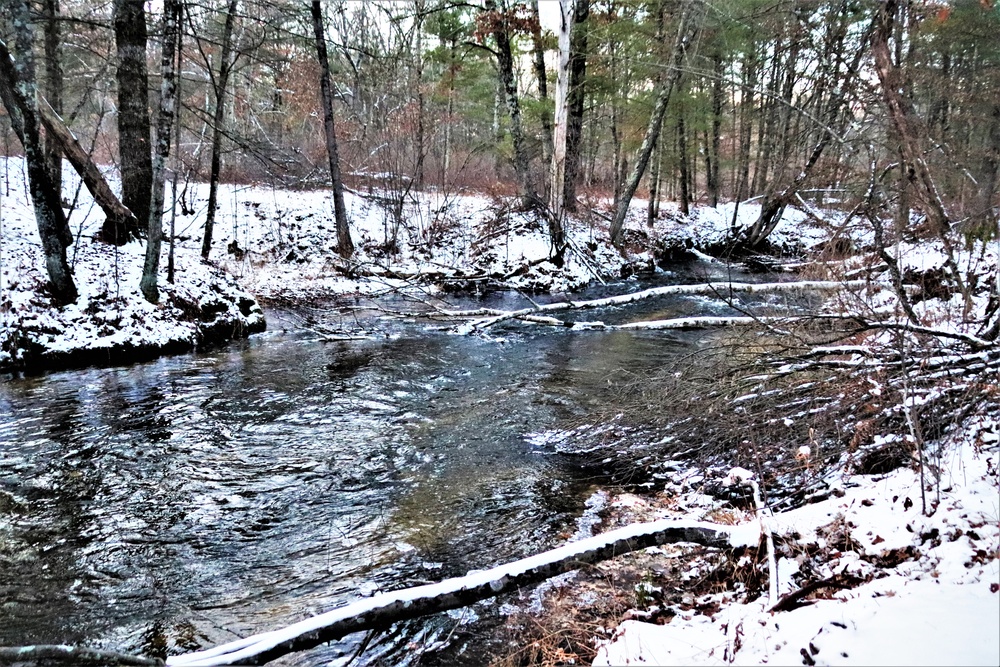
[139,0,180,303]
[311,0,354,258]
[548,0,574,250]
[201,0,239,260]
[609,0,703,245]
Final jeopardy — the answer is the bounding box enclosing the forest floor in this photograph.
[1,157,998,666]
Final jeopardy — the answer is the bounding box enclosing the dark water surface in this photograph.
[0,263,792,665]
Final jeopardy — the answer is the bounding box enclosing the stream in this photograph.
[0,261,799,665]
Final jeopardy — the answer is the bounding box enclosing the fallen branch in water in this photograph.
[167,519,758,666]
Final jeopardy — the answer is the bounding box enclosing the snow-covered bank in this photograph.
[1,154,834,373]
[0,158,265,373]
[590,433,1000,666]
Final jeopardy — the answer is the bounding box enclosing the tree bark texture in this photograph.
[530,1,552,170]
[113,0,153,244]
[610,0,703,245]
[562,0,588,211]
[0,12,76,302]
[486,0,537,208]
[42,0,62,195]
[140,0,180,303]
[202,0,239,260]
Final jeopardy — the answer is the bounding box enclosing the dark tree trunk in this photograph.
[647,137,661,227]
[311,0,354,258]
[42,0,62,196]
[678,112,690,216]
[0,10,76,302]
[139,0,181,303]
[708,51,722,206]
[201,0,239,260]
[487,0,537,207]
[562,0,588,211]
[113,0,152,245]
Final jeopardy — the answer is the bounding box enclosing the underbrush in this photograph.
[550,319,999,511]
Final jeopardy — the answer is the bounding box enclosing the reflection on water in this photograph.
[0,264,773,665]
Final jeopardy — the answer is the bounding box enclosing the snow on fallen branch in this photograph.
[167,519,758,667]
[435,280,900,332]
[0,645,164,666]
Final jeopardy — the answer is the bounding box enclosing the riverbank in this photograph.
[2,155,842,374]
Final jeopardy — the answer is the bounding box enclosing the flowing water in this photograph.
[0,262,799,665]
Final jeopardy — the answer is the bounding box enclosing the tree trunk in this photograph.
[548,0,574,251]
[36,96,138,235]
[0,26,77,303]
[201,0,239,260]
[562,0,588,211]
[678,112,690,217]
[139,0,181,303]
[708,51,722,206]
[311,0,354,258]
[647,137,661,227]
[742,14,868,248]
[609,0,703,245]
[42,0,62,196]
[487,0,537,208]
[113,0,153,245]
[530,0,552,171]
[871,0,949,237]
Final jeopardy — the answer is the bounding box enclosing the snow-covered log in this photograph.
[437,280,897,332]
[0,645,164,666]
[168,519,757,667]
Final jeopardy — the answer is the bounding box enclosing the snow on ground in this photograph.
[1,155,833,373]
[592,427,1000,666]
[0,158,265,372]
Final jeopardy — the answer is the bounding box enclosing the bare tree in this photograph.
[140,0,181,302]
[311,0,354,258]
[201,0,240,260]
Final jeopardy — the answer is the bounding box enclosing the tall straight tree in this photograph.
[201,0,240,260]
[548,0,574,250]
[140,0,181,302]
[113,0,152,244]
[562,0,588,211]
[0,17,76,302]
[311,0,354,258]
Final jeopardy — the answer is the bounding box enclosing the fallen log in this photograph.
[440,280,903,332]
[0,645,163,666]
[36,97,139,240]
[168,518,758,666]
